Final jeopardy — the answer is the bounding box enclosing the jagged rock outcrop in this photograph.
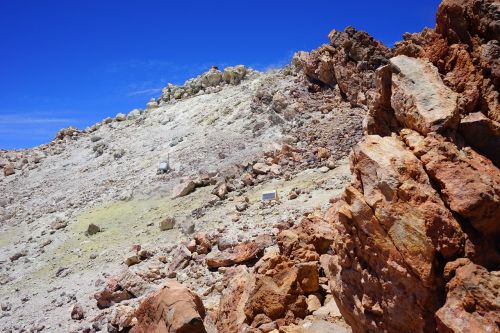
[159,65,251,103]
[302,27,392,107]
[394,0,500,122]
[322,1,500,332]
[209,2,499,332]
[325,135,465,333]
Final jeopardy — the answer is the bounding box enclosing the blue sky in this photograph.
[0,0,440,149]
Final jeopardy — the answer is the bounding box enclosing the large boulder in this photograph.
[201,68,223,87]
[131,280,206,333]
[94,270,153,309]
[326,135,465,333]
[390,55,459,135]
[303,27,392,107]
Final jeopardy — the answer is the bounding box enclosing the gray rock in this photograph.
[86,223,101,236]
[159,217,175,231]
[127,109,141,119]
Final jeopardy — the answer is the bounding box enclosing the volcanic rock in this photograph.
[131,279,206,333]
[459,112,500,166]
[436,259,500,333]
[172,180,196,198]
[3,164,15,177]
[390,55,459,135]
[326,134,465,332]
[206,234,272,268]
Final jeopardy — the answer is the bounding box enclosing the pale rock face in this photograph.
[127,109,142,119]
[222,65,247,85]
[390,55,459,135]
[201,68,223,87]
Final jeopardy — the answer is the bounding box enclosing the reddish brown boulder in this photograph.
[436,259,500,333]
[303,27,392,107]
[326,135,465,333]
[216,267,255,333]
[206,234,272,268]
[131,280,206,333]
[216,255,318,332]
[304,49,337,87]
[71,303,84,320]
[402,130,500,238]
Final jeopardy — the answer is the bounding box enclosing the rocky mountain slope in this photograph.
[1,0,499,332]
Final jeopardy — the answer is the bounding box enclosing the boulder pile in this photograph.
[159,65,252,104]
[213,0,499,332]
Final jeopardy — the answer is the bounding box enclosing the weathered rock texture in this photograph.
[320,0,500,332]
[436,258,500,333]
[215,216,336,332]
[302,27,392,107]
[131,279,207,333]
[394,0,500,122]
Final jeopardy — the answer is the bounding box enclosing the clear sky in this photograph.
[0,0,441,149]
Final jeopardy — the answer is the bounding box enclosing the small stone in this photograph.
[172,180,196,198]
[127,109,141,119]
[1,302,11,311]
[270,164,282,175]
[252,163,270,175]
[159,217,175,231]
[124,253,140,266]
[10,250,27,262]
[307,294,322,313]
[146,98,158,110]
[241,173,254,186]
[3,164,15,177]
[235,201,249,212]
[86,223,101,236]
[319,166,329,173]
[71,303,84,320]
[50,218,67,230]
[313,299,342,318]
[158,256,167,263]
[317,147,331,159]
